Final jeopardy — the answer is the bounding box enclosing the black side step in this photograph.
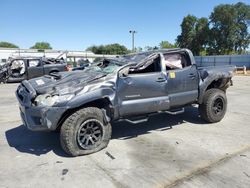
[164,108,185,115]
[118,108,185,124]
[118,117,149,124]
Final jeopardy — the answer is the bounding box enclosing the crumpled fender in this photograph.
[198,68,234,104]
[66,87,115,110]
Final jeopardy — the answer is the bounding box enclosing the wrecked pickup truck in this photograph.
[16,49,234,156]
[6,57,68,82]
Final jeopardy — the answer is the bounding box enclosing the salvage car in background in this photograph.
[5,57,68,82]
[0,63,9,83]
[16,48,234,156]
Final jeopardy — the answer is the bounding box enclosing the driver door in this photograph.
[117,57,170,117]
[27,59,44,79]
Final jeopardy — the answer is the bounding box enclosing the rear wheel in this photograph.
[49,70,59,75]
[199,88,227,123]
[60,107,111,156]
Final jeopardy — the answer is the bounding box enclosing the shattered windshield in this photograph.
[83,52,158,75]
[85,60,122,74]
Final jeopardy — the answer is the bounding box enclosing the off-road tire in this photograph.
[199,88,227,123]
[60,107,111,156]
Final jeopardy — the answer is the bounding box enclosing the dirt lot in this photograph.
[0,76,250,188]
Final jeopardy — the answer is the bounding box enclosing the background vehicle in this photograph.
[72,63,90,71]
[16,49,234,156]
[0,63,10,83]
[7,57,68,82]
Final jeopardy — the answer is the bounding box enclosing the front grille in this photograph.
[17,81,37,106]
[18,86,25,102]
[17,84,29,104]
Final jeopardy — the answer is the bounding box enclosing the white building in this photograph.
[0,48,117,65]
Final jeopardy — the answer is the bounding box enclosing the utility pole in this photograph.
[129,30,137,52]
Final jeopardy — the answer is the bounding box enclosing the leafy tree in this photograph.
[176,15,209,55]
[0,41,19,48]
[134,47,143,52]
[86,43,129,55]
[208,2,250,55]
[194,18,210,55]
[208,4,237,55]
[176,15,197,52]
[159,41,177,49]
[30,42,52,49]
[233,2,250,53]
[144,46,159,51]
[176,2,250,55]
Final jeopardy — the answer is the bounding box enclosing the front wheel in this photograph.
[60,107,111,156]
[199,88,227,123]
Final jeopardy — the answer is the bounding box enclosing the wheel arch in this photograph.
[56,97,114,131]
[198,88,227,123]
[198,77,231,104]
[49,69,59,74]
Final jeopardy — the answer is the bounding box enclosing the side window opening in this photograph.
[28,60,40,67]
[1,59,7,63]
[181,53,192,67]
[129,55,161,74]
[163,52,191,70]
[10,59,26,76]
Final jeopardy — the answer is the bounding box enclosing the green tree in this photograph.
[159,41,177,49]
[176,15,197,52]
[208,2,250,55]
[134,47,143,52]
[233,2,250,53]
[30,42,52,49]
[176,15,209,55]
[0,41,19,48]
[194,18,210,55]
[208,4,237,55]
[144,46,159,51]
[86,43,129,55]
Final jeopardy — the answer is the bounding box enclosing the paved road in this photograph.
[0,76,250,188]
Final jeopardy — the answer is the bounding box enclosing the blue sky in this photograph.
[1,0,249,50]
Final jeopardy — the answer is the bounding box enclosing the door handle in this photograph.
[156,77,166,82]
[188,74,196,79]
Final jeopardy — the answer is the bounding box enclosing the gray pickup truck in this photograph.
[7,57,68,82]
[16,49,234,156]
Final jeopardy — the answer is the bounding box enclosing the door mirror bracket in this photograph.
[119,68,129,77]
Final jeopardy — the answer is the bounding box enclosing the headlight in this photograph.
[34,94,74,106]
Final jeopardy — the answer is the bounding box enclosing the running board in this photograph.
[119,117,149,124]
[118,108,184,124]
[164,108,185,115]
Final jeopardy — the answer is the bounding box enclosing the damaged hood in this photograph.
[28,70,106,95]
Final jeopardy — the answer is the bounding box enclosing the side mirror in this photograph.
[192,63,197,68]
[119,68,129,77]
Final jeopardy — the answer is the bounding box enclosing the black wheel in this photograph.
[60,107,111,156]
[49,70,59,74]
[199,88,227,123]
[0,73,8,83]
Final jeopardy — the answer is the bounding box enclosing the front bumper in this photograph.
[16,81,68,131]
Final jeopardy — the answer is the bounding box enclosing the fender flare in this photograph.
[198,73,232,104]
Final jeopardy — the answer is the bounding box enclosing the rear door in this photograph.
[117,55,170,117]
[27,59,44,79]
[163,52,199,107]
